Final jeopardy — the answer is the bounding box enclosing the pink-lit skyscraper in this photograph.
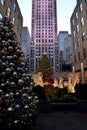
[30,0,58,75]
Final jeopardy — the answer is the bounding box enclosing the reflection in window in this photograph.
[6,7,11,17]
[77,38,80,46]
[72,19,75,25]
[14,3,16,11]
[81,17,84,26]
[82,32,85,41]
[77,25,79,32]
[80,3,83,12]
[76,12,78,19]
[12,17,15,25]
[0,12,3,20]
[73,31,75,37]
[1,0,5,5]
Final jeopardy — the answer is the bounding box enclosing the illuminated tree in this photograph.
[37,54,54,82]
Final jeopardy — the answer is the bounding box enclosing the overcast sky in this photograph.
[18,0,76,36]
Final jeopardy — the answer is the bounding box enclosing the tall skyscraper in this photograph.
[30,0,58,75]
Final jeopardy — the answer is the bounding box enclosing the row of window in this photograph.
[0,0,16,11]
[36,39,53,43]
[74,48,86,62]
[72,1,86,38]
[0,11,15,25]
[74,31,86,51]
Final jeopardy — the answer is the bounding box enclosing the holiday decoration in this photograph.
[37,54,54,82]
[0,16,39,129]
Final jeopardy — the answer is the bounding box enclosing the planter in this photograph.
[50,102,77,111]
[77,100,87,112]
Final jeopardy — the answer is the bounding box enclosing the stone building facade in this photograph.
[0,0,23,43]
[71,0,87,83]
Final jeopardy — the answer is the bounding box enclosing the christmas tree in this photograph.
[37,54,54,82]
[0,16,39,128]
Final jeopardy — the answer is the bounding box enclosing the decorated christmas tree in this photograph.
[0,16,39,128]
[37,54,54,83]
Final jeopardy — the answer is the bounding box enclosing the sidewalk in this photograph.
[32,111,87,130]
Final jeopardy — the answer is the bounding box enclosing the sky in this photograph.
[18,0,76,36]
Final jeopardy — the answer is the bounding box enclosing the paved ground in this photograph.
[32,111,87,130]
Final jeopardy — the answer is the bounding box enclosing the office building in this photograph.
[30,0,58,75]
[63,34,73,72]
[22,27,31,70]
[71,0,87,83]
[58,31,68,72]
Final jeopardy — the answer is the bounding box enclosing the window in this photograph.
[1,0,5,5]
[73,43,76,50]
[6,7,11,17]
[72,19,75,25]
[12,17,15,25]
[76,12,78,19]
[0,12,3,20]
[77,38,80,46]
[82,32,85,41]
[78,52,80,61]
[73,31,76,37]
[81,17,84,26]
[80,3,83,12]
[83,48,86,58]
[76,25,79,32]
[74,55,76,62]
[14,3,16,11]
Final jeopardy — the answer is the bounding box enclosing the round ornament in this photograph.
[7,107,14,112]
[11,82,16,87]
[8,46,13,52]
[5,68,11,73]
[1,83,5,87]
[13,54,17,59]
[2,62,6,67]
[13,72,17,77]
[2,72,6,77]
